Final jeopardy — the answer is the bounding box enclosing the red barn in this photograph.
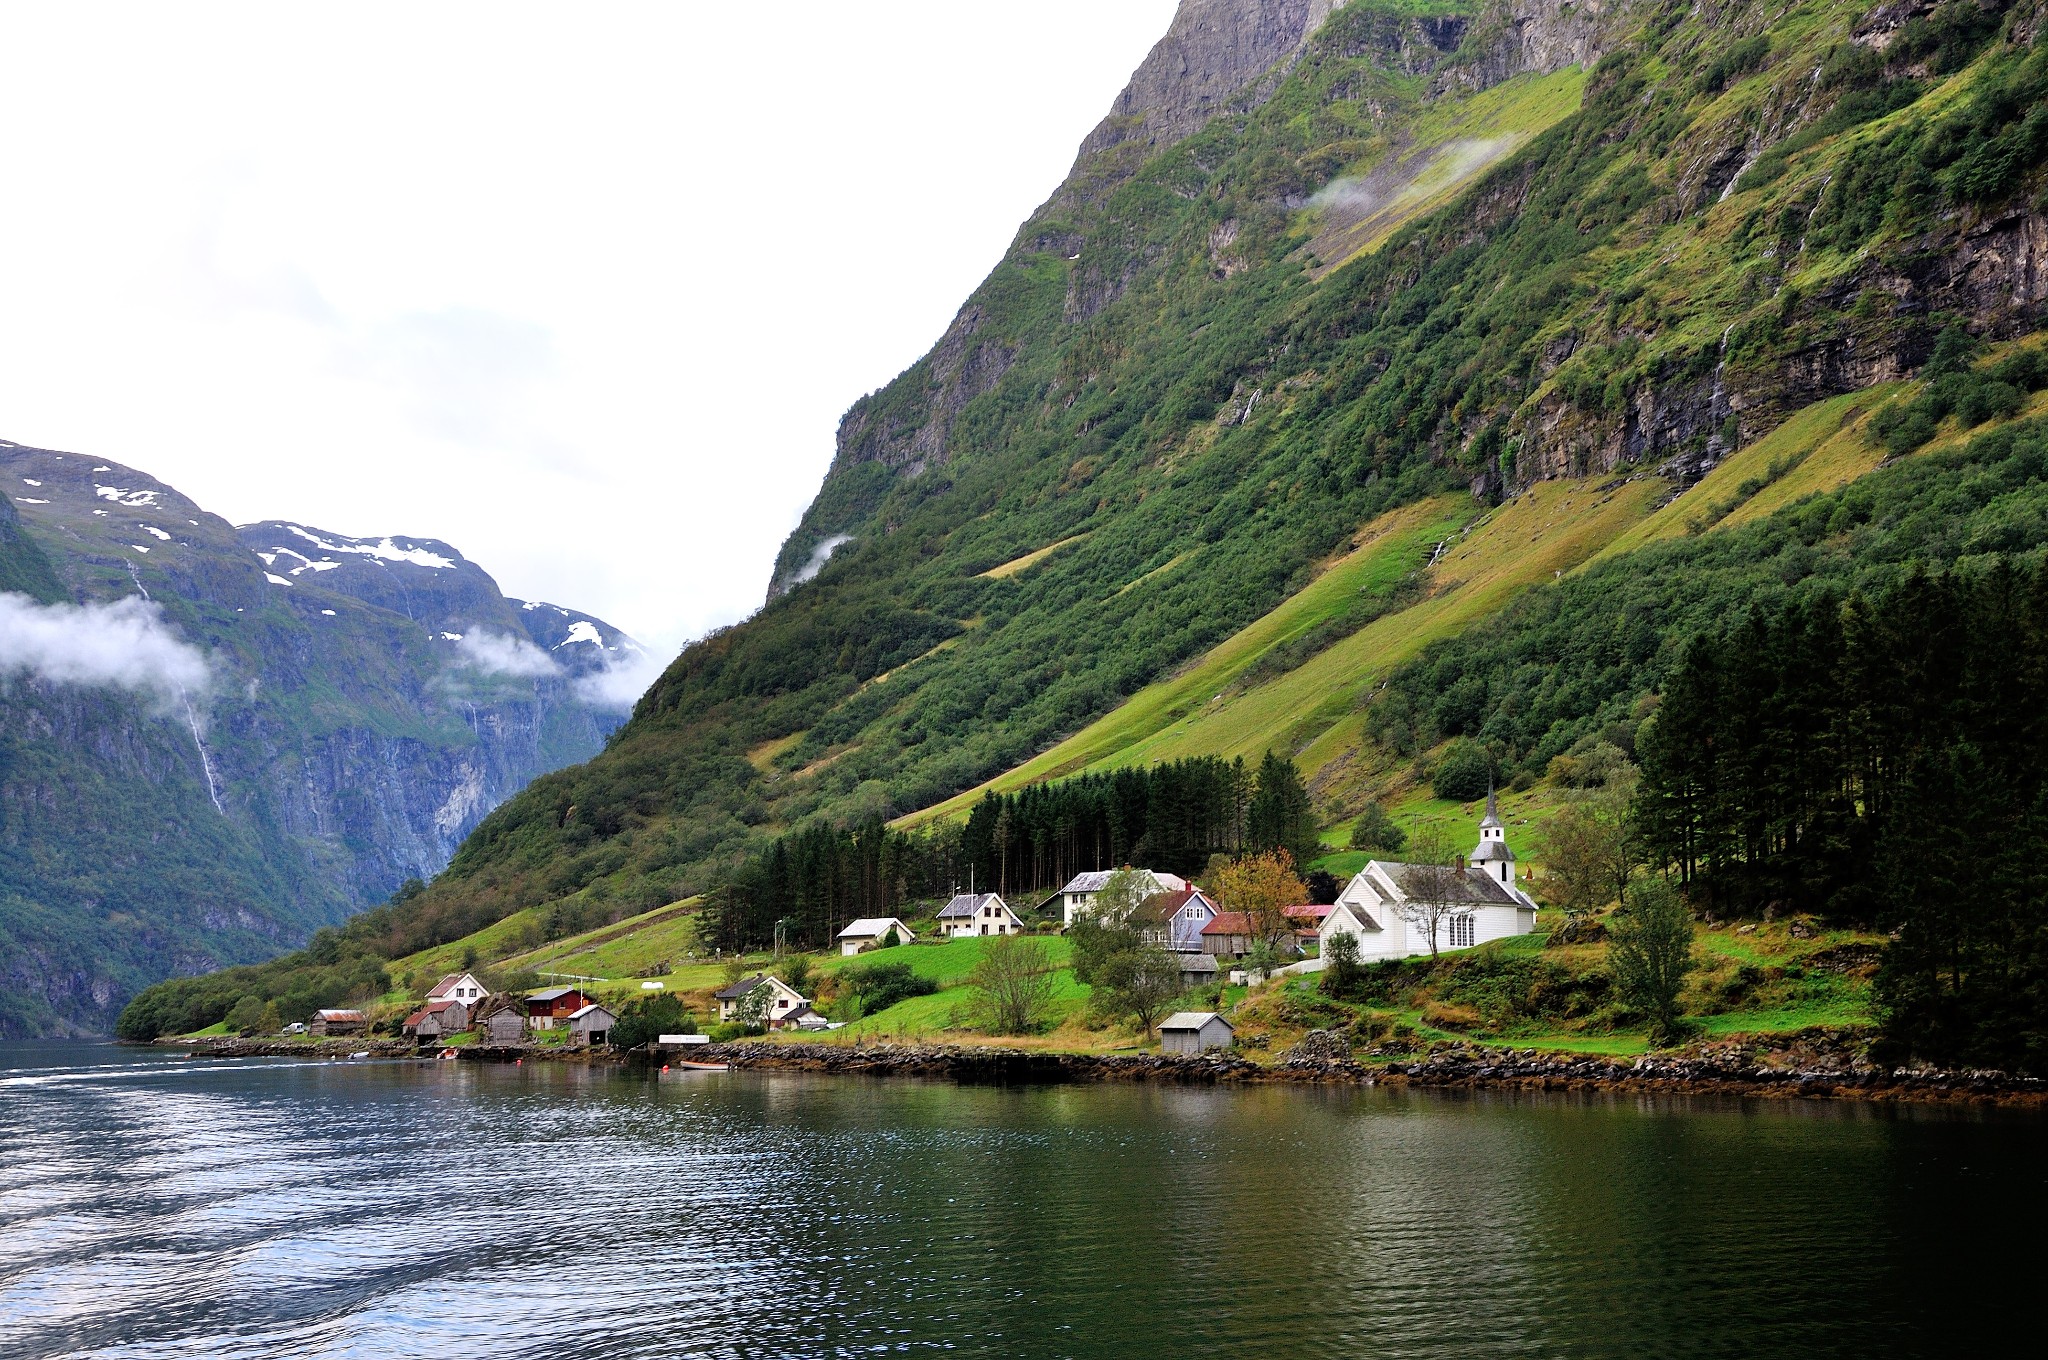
[525,987,593,1030]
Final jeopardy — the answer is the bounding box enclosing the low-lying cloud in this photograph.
[791,533,853,587]
[452,628,561,679]
[570,649,666,710]
[449,627,665,710]
[0,591,212,706]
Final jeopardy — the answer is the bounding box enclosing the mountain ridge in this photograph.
[0,437,648,1034]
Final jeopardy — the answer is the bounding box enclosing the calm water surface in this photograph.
[0,1042,2037,1358]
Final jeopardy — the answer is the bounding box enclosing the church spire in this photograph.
[1481,782,1502,830]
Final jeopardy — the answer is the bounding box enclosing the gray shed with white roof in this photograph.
[1158,1011,1234,1056]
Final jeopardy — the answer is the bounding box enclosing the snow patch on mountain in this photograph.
[281,524,458,570]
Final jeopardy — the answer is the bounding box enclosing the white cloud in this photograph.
[0,592,213,707]
[449,625,664,710]
[451,629,561,680]
[790,534,854,588]
[0,2,1177,656]
[572,649,667,711]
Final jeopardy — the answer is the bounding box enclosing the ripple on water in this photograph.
[0,1048,2039,1359]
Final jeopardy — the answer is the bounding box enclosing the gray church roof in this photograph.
[1378,862,1522,905]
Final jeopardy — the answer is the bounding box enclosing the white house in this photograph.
[712,973,811,1025]
[1319,791,1538,963]
[835,917,916,956]
[937,893,1024,938]
[425,972,489,1007]
[1051,868,1191,926]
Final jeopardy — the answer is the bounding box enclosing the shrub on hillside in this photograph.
[1348,801,1407,854]
[837,961,936,1015]
[1431,739,1492,802]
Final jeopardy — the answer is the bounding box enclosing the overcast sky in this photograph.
[0,1,1177,654]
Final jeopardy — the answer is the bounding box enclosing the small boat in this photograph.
[348,1051,370,1060]
[663,1060,729,1073]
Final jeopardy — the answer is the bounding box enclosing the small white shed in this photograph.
[1159,1011,1234,1056]
[835,917,916,956]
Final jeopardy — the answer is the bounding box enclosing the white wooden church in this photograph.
[1319,790,1538,962]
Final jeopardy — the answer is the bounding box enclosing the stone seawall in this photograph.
[694,1036,2048,1108]
[155,1032,2048,1107]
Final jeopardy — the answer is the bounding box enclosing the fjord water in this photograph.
[0,1044,2035,1358]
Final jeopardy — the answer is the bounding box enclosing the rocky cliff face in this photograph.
[0,439,648,1034]
[1078,0,1342,162]
[766,0,1643,597]
[766,0,1353,598]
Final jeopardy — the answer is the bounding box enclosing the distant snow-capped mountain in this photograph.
[0,437,665,1035]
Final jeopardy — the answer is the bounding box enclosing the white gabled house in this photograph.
[1319,791,1538,963]
[425,972,489,1007]
[1051,868,1191,926]
[937,893,1023,938]
[712,973,811,1025]
[835,917,916,956]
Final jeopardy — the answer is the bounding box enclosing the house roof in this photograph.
[1160,1011,1233,1032]
[1057,869,1189,895]
[567,1003,615,1022]
[1373,861,1523,906]
[1134,888,1211,923]
[1325,900,1385,933]
[404,1000,460,1027]
[837,917,911,939]
[424,972,480,999]
[1176,953,1220,974]
[315,1009,364,1022]
[939,893,1004,919]
[1284,903,1332,922]
[1201,911,1256,936]
[713,973,768,1000]
[526,986,583,1002]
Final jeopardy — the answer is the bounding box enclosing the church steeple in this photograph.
[1470,784,1515,887]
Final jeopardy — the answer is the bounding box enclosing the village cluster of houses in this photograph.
[307,975,621,1048]
[714,796,1539,1055]
[300,800,1535,1055]
[926,790,1538,984]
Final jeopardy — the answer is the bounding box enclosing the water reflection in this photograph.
[0,1044,2035,1358]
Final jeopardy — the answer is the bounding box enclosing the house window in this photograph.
[1449,916,1475,948]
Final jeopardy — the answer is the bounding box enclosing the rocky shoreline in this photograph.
[693,1031,2048,1108]
[153,1032,2047,1107]
[152,1036,620,1064]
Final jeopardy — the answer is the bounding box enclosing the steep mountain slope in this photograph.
[131,0,2048,1018]
[0,439,646,1034]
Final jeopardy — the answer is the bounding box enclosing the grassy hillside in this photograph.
[127,0,2048,1037]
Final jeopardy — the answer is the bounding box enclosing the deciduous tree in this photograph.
[968,936,1059,1035]
[1097,946,1183,1034]
[1608,879,1697,1044]
[1214,849,1309,953]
